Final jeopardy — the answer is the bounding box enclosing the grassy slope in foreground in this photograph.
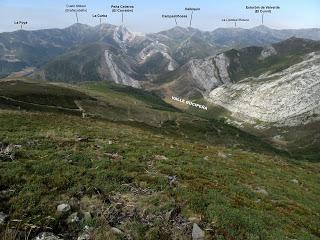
[0,110,319,239]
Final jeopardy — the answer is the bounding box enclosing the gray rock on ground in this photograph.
[67,212,82,224]
[254,187,269,196]
[77,233,91,240]
[217,152,227,159]
[33,232,62,240]
[192,223,205,240]
[0,143,18,161]
[57,203,71,213]
[153,155,168,160]
[168,175,177,186]
[111,227,124,235]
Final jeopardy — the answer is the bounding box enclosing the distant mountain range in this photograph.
[1,23,320,84]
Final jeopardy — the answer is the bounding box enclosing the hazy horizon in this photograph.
[2,22,320,35]
[0,0,319,33]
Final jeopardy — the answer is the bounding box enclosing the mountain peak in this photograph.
[276,36,317,45]
[113,25,144,43]
[251,25,272,32]
[171,26,187,30]
[66,23,91,30]
[164,26,189,33]
[157,26,201,40]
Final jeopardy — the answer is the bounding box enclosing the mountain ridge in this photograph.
[1,23,320,80]
[2,24,320,132]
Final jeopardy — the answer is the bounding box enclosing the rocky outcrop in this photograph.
[138,41,178,71]
[207,51,320,126]
[113,25,142,45]
[170,52,232,96]
[259,46,277,60]
[104,51,140,88]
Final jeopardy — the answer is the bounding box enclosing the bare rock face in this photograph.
[113,25,140,45]
[259,46,277,60]
[138,41,178,71]
[104,50,141,88]
[207,51,320,126]
[188,53,231,95]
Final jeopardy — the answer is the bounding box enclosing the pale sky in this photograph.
[0,0,319,33]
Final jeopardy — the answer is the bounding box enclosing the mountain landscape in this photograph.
[1,22,320,240]
[1,23,320,84]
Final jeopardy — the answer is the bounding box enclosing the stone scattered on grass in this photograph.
[254,187,269,196]
[153,155,168,161]
[33,232,62,240]
[192,223,205,240]
[217,152,227,159]
[67,212,82,224]
[168,175,177,187]
[111,227,124,235]
[291,179,299,184]
[76,137,89,142]
[77,233,90,240]
[0,143,20,161]
[105,153,123,161]
[57,203,71,213]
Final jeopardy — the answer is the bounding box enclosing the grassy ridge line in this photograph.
[0,96,82,115]
[0,79,93,109]
[79,81,178,112]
